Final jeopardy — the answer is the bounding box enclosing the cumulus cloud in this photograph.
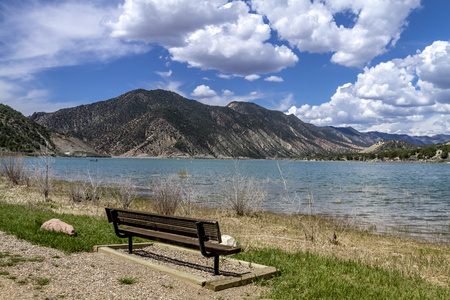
[252,0,421,67]
[287,41,450,135]
[245,75,261,81]
[191,85,217,98]
[0,0,147,113]
[107,0,298,76]
[265,76,284,82]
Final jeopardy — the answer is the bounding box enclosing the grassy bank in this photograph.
[0,179,449,299]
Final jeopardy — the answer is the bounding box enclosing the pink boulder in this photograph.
[40,218,76,236]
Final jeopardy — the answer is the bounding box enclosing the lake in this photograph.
[25,157,449,242]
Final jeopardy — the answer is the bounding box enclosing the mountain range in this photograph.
[28,89,450,158]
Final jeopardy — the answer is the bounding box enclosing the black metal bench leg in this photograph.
[128,236,132,253]
[213,255,219,275]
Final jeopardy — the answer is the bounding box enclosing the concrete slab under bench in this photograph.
[93,242,279,291]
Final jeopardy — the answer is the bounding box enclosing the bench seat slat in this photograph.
[118,226,241,256]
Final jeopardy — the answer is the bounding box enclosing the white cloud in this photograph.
[265,76,284,82]
[0,0,148,114]
[222,89,234,96]
[190,85,260,106]
[191,85,217,98]
[217,73,234,79]
[252,0,421,67]
[156,70,172,78]
[107,0,298,76]
[245,75,260,81]
[288,41,450,135]
[151,80,186,97]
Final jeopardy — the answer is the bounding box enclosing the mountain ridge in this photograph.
[30,89,362,158]
[29,89,450,159]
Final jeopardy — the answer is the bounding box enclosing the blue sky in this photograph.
[0,0,449,136]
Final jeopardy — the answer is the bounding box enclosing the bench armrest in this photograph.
[110,209,128,239]
[196,221,215,258]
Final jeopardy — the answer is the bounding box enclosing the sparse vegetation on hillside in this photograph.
[0,104,57,154]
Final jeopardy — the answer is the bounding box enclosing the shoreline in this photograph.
[0,179,449,289]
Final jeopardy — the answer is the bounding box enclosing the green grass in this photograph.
[0,202,129,253]
[236,249,449,300]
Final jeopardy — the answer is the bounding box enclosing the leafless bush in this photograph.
[67,180,89,203]
[111,177,136,209]
[221,163,266,216]
[0,156,26,185]
[151,175,182,215]
[66,171,102,204]
[32,153,54,201]
[277,161,318,242]
[178,177,203,216]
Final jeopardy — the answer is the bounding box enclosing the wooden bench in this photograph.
[105,208,241,275]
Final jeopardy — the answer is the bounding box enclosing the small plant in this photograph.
[118,277,137,285]
[177,169,188,178]
[28,257,45,262]
[17,280,28,285]
[35,277,50,286]
[0,271,10,275]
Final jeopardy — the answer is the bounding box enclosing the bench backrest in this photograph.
[105,207,222,243]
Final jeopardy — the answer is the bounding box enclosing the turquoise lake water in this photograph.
[25,157,449,242]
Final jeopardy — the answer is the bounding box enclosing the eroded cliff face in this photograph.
[31,89,362,158]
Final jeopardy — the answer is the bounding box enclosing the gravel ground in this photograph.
[0,231,268,300]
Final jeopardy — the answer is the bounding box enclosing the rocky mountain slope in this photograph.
[30,89,363,158]
[0,103,100,156]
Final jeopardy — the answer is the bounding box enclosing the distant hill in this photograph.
[360,140,418,153]
[30,89,363,158]
[0,103,101,156]
[0,103,57,154]
[329,126,450,146]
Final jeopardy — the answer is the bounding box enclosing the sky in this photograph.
[0,0,449,136]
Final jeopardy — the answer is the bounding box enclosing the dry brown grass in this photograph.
[1,176,448,287]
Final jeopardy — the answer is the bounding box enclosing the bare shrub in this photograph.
[0,156,26,185]
[66,171,102,204]
[277,161,318,242]
[151,175,182,215]
[221,163,266,216]
[178,177,203,216]
[86,170,101,204]
[32,153,54,201]
[67,179,89,203]
[111,177,136,209]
